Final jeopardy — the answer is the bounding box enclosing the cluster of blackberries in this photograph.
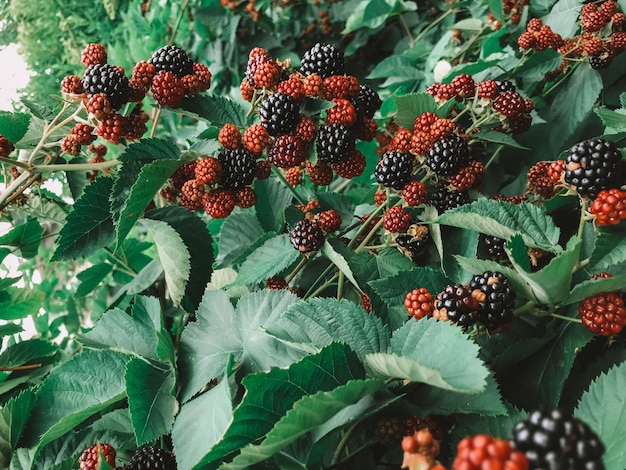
[289,208,342,253]
[519,2,626,73]
[60,44,211,148]
[239,43,382,191]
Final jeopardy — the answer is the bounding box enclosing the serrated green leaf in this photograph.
[321,241,362,292]
[434,199,561,251]
[0,111,30,144]
[175,95,248,127]
[513,49,563,84]
[471,129,529,150]
[0,287,44,321]
[393,93,439,129]
[223,379,386,469]
[107,259,164,307]
[594,107,626,130]
[230,234,300,287]
[369,266,449,330]
[563,272,626,306]
[25,350,130,448]
[178,290,240,403]
[173,376,233,470]
[52,177,115,261]
[0,390,36,468]
[575,362,626,470]
[216,212,265,268]
[268,297,390,362]
[0,219,43,258]
[450,402,527,444]
[253,178,293,232]
[487,0,505,21]
[16,116,68,150]
[140,218,190,306]
[0,324,23,337]
[126,359,177,445]
[375,247,416,278]
[75,263,114,297]
[367,317,489,392]
[589,227,626,271]
[195,343,364,468]
[144,207,214,312]
[440,227,479,284]
[0,339,57,369]
[343,0,414,33]
[543,0,584,37]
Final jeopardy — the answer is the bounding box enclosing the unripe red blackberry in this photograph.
[413,112,439,134]
[305,161,332,186]
[352,115,378,141]
[149,44,194,78]
[294,116,317,144]
[511,409,605,469]
[61,75,85,95]
[190,62,212,92]
[240,78,255,102]
[450,73,475,99]
[426,134,470,176]
[434,284,480,326]
[284,166,303,187]
[181,179,205,206]
[255,160,272,180]
[259,92,300,137]
[151,70,186,107]
[325,98,357,127]
[322,75,359,100]
[246,49,282,90]
[375,151,413,190]
[124,109,149,141]
[126,445,177,470]
[169,161,197,190]
[450,161,485,191]
[376,416,404,445]
[290,219,325,253]
[300,42,345,78]
[234,186,257,208]
[589,188,626,226]
[564,138,622,198]
[217,147,256,189]
[82,63,130,110]
[194,156,223,185]
[81,43,107,67]
[388,128,413,153]
[277,75,306,102]
[453,434,529,470]
[374,189,387,206]
[518,31,536,49]
[332,149,366,178]
[243,124,270,157]
[429,118,456,140]
[0,135,14,157]
[477,79,498,99]
[402,180,428,206]
[469,271,516,331]
[86,93,113,118]
[202,188,236,218]
[405,288,435,319]
[579,291,626,336]
[410,131,436,155]
[383,206,412,233]
[132,60,157,89]
[268,134,306,168]
[302,73,323,97]
[492,90,527,118]
[318,209,342,233]
[70,123,96,145]
[97,113,125,144]
[316,123,355,164]
[426,82,456,102]
[218,123,242,150]
[61,135,81,156]
[78,443,116,470]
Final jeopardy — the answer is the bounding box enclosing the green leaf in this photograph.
[563,272,626,306]
[140,218,190,306]
[343,0,415,34]
[0,324,23,337]
[440,227,479,284]
[126,359,177,445]
[367,317,489,393]
[589,227,626,271]
[0,339,57,368]
[488,0,505,20]
[434,199,561,251]
[195,343,364,467]
[268,297,390,362]
[75,263,113,297]
[369,266,449,330]
[0,219,43,258]
[110,138,181,249]
[216,212,265,267]
[253,178,293,233]
[471,129,529,150]
[450,402,527,443]
[222,379,386,469]
[575,362,626,470]
[175,96,248,127]
[52,177,115,261]
[0,287,44,321]
[594,107,626,130]
[172,376,233,470]
[393,93,439,129]
[0,111,30,144]
[513,49,563,84]
[107,260,163,307]
[25,350,130,448]
[321,241,362,292]
[144,207,214,312]
[548,64,603,153]
[543,0,584,37]
[230,234,300,287]
[16,116,69,150]
[178,290,240,403]
[0,390,36,468]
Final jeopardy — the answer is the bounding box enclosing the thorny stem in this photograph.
[0,157,29,169]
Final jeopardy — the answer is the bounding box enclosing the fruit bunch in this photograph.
[289,208,343,253]
[518,1,626,72]
[578,273,626,336]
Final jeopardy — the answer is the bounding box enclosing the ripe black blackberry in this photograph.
[127,446,177,470]
[300,43,345,78]
[396,224,430,263]
[511,409,605,470]
[469,271,516,330]
[259,92,300,137]
[374,151,413,190]
[353,84,382,119]
[148,45,194,78]
[426,134,470,176]
[496,79,516,94]
[217,148,256,189]
[82,64,130,110]
[564,138,622,198]
[290,219,325,253]
[481,234,508,261]
[589,49,613,69]
[316,123,355,164]
[434,284,479,327]
[428,184,470,212]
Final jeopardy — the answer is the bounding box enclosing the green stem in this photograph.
[336,271,345,300]
[31,159,121,174]
[0,157,29,169]
[169,0,190,45]
[543,62,580,97]
[303,262,336,300]
[355,216,385,253]
[346,202,387,250]
[271,166,307,205]
[484,144,505,170]
[550,312,582,323]
[577,198,590,240]
[398,14,415,46]
[305,276,339,300]
[413,8,458,45]
[331,423,359,465]
[285,255,308,284]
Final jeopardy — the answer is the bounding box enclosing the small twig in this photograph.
[0,363,43,371]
